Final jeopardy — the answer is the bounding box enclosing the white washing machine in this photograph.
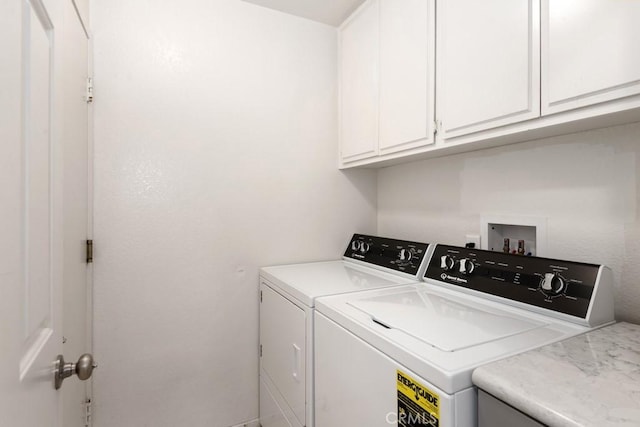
[314,244,615,427]
[259,234,433,427]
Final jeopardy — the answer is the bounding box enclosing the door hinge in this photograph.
[260,344,262,357]
[86,239,93,263]
[84,398,93,427]
[260,290,262,303]
[85,77,94,104]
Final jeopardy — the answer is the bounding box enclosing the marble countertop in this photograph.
[472,322,640,427]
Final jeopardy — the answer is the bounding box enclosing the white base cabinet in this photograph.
[478,390,543,427]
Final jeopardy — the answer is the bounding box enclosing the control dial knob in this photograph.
[398,248,413,263]
[440,255,455,271]
[540,272,566,297]
[360,242,370,254]
[351,241,361,251]
[459,258,475,275]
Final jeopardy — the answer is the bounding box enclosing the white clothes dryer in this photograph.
[259,234,433,427]
[314,244,615,427]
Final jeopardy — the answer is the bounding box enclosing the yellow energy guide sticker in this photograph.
[396,370,440,427]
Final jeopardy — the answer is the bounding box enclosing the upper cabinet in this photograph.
[339,0,379,163]
[339,0,640,168]
[378,0,434,155]
[339,0,435,167]
[542,0,640,115]
[437,0,540,139]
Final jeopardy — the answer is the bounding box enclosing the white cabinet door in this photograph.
[378,0,435,154]
[260,283,307,426]
[437,0,540,138]
[339,0,379,163]
[542,0,640,115]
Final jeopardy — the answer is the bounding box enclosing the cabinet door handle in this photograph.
[292,344,301,382]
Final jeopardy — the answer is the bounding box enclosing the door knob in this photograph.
[55,353,97,390]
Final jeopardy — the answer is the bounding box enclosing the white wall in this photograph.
[91,1,376,426]
[378,122,640,323]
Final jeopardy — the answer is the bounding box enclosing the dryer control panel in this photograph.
[424,244,607,320]
[344,234,429,277]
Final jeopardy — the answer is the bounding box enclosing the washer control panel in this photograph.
[424,245,601,319]
[344,234,429,276]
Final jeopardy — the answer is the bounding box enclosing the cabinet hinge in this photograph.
[85,77,94,104]
[84,398,92,427]
[86,239,93,263]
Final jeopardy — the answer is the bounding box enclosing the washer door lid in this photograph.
[348,289,547,352]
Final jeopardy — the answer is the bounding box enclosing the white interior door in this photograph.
[61,0,91,425]
[0,0,91,425]
[0,0,63,425]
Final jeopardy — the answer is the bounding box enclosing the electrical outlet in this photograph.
[465,234,481,249]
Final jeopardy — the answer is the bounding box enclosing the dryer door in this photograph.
[260,281,306,426]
